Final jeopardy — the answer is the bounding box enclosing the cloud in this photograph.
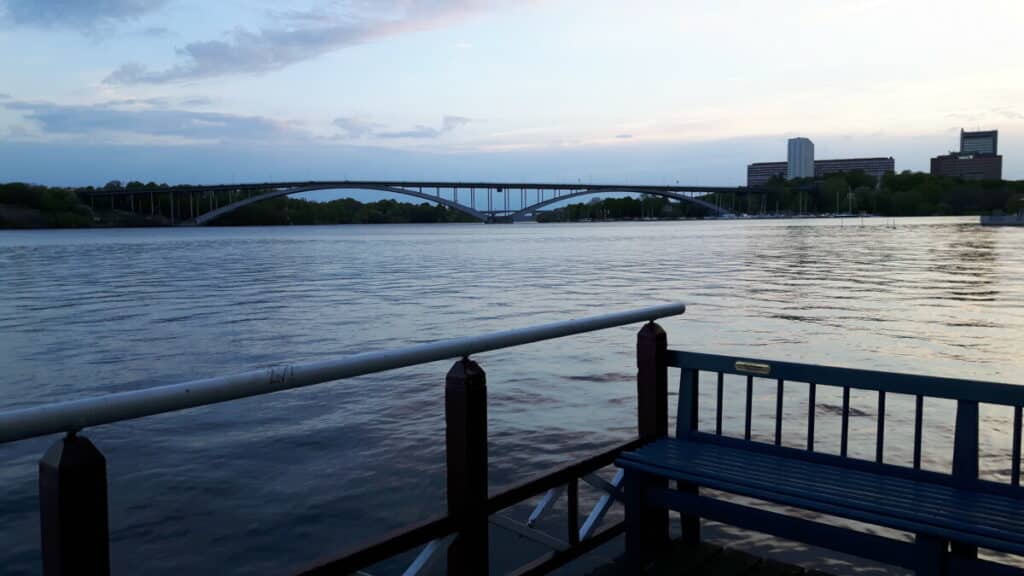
[995,108,1024,121]
[179,96,216,107]
[377,125,445,139]
[377,115,474,139]
[947,107,1024,124]
[105,1,517,84]
[442,115,472,131]
[140,25,172,37]
[4,99,303,142]
[615,134,633,139]
[0,93,10,99]
[1,0,167,29]
[333,116,383,139]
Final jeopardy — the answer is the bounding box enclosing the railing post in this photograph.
[627,322,669,568]
[445,358,488,575]
[39,432,110,576]
[637,322,668,440]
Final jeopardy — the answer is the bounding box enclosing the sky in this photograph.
[1,0,1023,188]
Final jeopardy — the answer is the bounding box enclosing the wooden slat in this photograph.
[715,372,724,436]
[676,369,698,438]
[567,478,579,546]
[622,441,1024,540]
[953,400,980,484]
[667,350,1024,406]
[626,442,1024,524]
[807,382,816,452]
[774,379,783,446]
[949,554,1024,576]
[1013,406,1022,487]
[744,376,753,441]
[914,395,923,470]
[627,453,1024,555]
[876,391,886,464]
[678,431,1024,500]
[841,387,850,458]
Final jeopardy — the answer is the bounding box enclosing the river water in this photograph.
[1,217,1023,575]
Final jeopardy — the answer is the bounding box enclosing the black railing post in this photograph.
[445,358,488,575]
[637,322,668,440]
[626,322,669,569]
[39,433,110,576]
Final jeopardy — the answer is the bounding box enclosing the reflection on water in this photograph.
[0,217,1022,574]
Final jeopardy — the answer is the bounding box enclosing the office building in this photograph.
[930,129,1002,180]
[930,153,1002,180]
[814,157,895,179]
[747,162,788,187]
[747,157,895,187]
[960,130,998,155]
[787,137,814,179]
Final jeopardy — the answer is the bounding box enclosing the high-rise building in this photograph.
[787,137,814,179]
[960,130,998,155]
[930,129,1002,180]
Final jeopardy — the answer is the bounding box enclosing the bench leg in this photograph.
[625,468,669,572]
[676,479,700,545]
[914,533,947,576]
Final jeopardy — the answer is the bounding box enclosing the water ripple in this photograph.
[0,218,1022,574]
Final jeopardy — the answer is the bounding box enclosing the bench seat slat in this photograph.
[627,440,1024,525]
[630,442,1024,524]
[639,450,1024,529]
[618,439,1024,550]
[625,457,1024,559]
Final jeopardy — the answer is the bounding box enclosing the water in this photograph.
[1,217,1023,574]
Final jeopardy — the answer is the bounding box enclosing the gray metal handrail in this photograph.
[0,302,685,443]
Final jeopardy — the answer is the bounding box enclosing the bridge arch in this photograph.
[193,184,490,225]
[511,187,731,220]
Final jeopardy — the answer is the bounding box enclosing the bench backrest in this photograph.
[668,350,1024,493]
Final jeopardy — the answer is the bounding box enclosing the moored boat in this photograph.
[981,211,1024,226]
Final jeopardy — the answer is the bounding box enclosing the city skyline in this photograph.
[1,0,1023,187]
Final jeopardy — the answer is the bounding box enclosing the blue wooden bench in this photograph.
[617,349,1024,575]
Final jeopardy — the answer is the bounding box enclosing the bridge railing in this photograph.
[0,302,687,575]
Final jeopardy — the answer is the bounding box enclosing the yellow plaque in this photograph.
[735,361,771,376]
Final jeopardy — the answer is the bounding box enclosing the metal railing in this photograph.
[0,302,686,575]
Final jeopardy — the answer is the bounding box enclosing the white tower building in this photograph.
[787,137,814,179]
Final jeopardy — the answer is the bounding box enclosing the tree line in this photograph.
[0,182,478,228]
[215,196,477,225]
[5,172,1023,228]
[541,171,1024,221]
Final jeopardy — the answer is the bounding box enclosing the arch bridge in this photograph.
[79,180,758,225]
